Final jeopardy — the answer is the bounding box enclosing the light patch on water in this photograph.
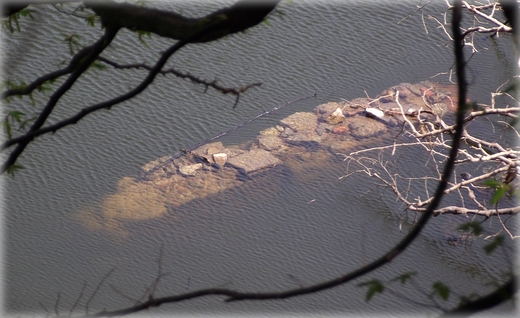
[75,177,168,239]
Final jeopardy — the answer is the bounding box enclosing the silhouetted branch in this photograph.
[70,280,88,316]
[85,268,116,315]
[0,31,212,155]
[54,291,61,316]
[1,26,119,174]
[440,277,516,317]
[2,65,72,99]
[1,3,28,18]
[96,56,262,97]
[89,0,280,43]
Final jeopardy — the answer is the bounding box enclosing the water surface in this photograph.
[3,0,516,315]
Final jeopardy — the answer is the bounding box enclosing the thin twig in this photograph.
[85,268,115,315]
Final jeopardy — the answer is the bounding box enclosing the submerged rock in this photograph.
[430,102,449,117]
[279,112,318,132]
[365,108,384,119]
[212,153,228,166]
[345,116,387,138]
[192,142,225,163]
[316,122,333,136]
[350,97,373,109]
[81,80,460,239]
[327,108,346,125]
[315,101,341,115]
[285,130,322,148]
[227,148,282,174]
[258,135,284,151]
[179,163,203,176]
[259,126,281,136]
[332,125,349,135]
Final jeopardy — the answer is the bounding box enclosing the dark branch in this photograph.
[1,3,28,18]
[2,67,70,99]
[1,26,119,174]
[89,0,281,43]
[96,56,262,96]
[440,277,516,317]
[2,17,107,99]
[0,29,233,153]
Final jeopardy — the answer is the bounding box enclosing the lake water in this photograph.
[3,0,517,316]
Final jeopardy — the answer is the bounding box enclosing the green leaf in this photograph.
[19,8,34,19]
[37,81,53,92]
[2,18,13,33]
[358,279,385,302]
[2,79,15,89]
[468,102,482,111]
[137,30,152,47]
[7,163,24,176]
[490,184,508,205]
[85,14,98,27]
[458,221,483,236]
[89,61,106,70]
[29,92,36,106]
[19,115,37,131]
[14,16,21,32]
[483,235,504,255]
[482,179,502,188]
[9,111,25,122]
[4,118,12,139]
[503,82,517,94]
[63,33,82,55]
[390,271,417,284]
[432,281,450,301]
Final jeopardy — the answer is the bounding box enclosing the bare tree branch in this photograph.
[2,67,70,99]
[1,3,29,18]
[1,26,119,174]
[85,268,115,315]
[440,277,516,317]
[69,280,88,316]
[88,0,281,43]
[96,56,262,97]
[0,31,223,154]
